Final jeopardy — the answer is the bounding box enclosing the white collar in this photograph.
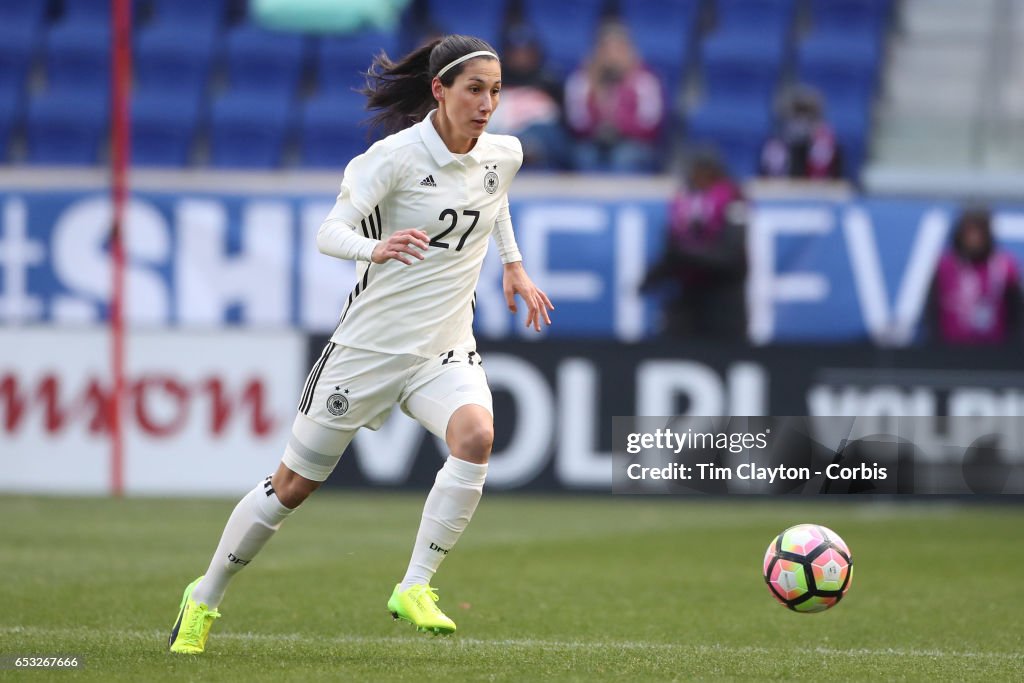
[418,110,485,167]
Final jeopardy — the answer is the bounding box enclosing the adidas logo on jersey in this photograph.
[419,175,437,187]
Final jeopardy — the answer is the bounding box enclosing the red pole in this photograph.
[110,0,131,497]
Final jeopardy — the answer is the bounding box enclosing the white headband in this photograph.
[436,50,498,79]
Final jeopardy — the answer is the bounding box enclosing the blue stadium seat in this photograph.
[702,32,785,108]
[620,0,699,91]
[829,101,871,180]
[687,101,773,178]
[131,87,203,166]
[135,23,217,96]
[688,99,773,142]
[318,30,399,95]
[800,31,882,69]
[300,92,374,168]
[0,0,49,33]
[797,33,881,102]
[809,0,891,37]
[0,26,39,93]
[148,0,227,33]
[703,29,787,67]
[522,0,603,77]
[209,91,292,167]
[26,89,108,164]
[428,0,503,48]
[703,0,794,101]
[621,0,700,26]
[60,0,111,30]
[0,81,21,160]
[715,0,796,36]
[224,25,308,97]
[46,23,111,92]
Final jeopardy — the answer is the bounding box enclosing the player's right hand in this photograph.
[372,229,430,265]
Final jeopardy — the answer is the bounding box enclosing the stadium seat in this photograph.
[799,31,882,71]
[318,30,399,95]
[26,89,108,164]
[521,0,604,77]
[829,103,872,180]
[0,25,39,94]
[224,25,308,97]
[620,0,699,91]
[715,0,796,36]
[809,0,891,37]
[59,0,111,30]
[702,0,794,103]
[45,23,111,92]
[209,91,292,168]
[797,33,882,102]
[701,32,785,108]
[693,3,793,178]
[300,92,374,168]
[0,0,49,34]
[687,100,773,178]
[701,2,789,114]
[427,0,503,48]
[703,30,786,73]
[131,87,203,166]
[148,0,227,33]
[135,23,217,96]
[0,81,21,161]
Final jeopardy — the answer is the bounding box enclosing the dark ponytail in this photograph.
[361,34,498,135]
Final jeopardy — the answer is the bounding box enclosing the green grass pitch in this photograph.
[2,493,1022,681]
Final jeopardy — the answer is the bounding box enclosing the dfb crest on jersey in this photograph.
[483,164,499,194]
[326,393,349,416]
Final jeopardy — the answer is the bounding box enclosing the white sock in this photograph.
[400,456,487,590]
[191,475,294,608]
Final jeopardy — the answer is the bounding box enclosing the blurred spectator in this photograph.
[759,86,842,180]
[487,23,569,170]
[564,20,665,173]
[927,207,1023,345]
[640,152,748,339]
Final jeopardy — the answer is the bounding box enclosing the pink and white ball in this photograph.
[763,523,853,613]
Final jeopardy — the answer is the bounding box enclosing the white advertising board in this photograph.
[1,329,304,495]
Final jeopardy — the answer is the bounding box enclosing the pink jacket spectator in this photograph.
[669,179,743,245]
[933,250,1021,345]
[564,64,664,143]
[760,122,841,179]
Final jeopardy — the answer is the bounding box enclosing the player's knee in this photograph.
[450,421,494,462]
[271,464,321,509]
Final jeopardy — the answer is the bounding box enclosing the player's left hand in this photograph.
[503,262,554,332]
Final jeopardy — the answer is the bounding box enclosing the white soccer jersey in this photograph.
[319,110,524,358]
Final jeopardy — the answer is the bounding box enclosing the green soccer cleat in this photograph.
[168,576,221,654]
[387,584,456,635]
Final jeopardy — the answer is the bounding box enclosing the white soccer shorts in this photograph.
[282,343,492,481]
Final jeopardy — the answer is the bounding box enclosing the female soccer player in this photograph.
[169,34,553,653]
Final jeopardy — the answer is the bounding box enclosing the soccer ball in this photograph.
[762,523,853,613]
